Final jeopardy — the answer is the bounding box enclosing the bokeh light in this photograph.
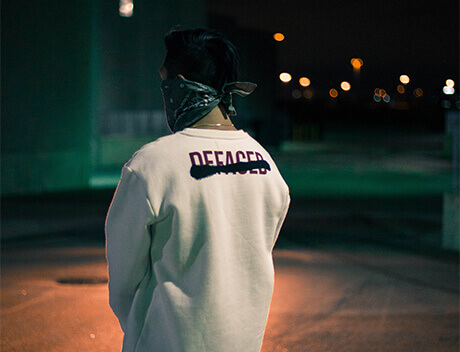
[383,95,391,103]
[273,33,285,42]
[350,58,363,70]
[341,81,351,91]
[119,0,134,17]
[374,88,387,97]
[299,77,311,87]
[303,89,314,99]
[292,90,302,99]
[373,94,381,102]
[397,85,405,94]
[446,79,455,88]
[443,86,455,95]
[413,88,423,98]
[329,89,338,98]
[400,75,410,84]
[279,72,292,83]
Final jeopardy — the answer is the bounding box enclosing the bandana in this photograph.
[161,76,257,133]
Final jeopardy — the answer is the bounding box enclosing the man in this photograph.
[106,27,290,352]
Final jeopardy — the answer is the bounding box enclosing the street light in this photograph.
[400,75,410,84]
[341,81,351,91]
[443,86,455,95]
[350,58,363,71]
[299,77,311,87]
[350,58,363,92]
[446,79,455,88]
[279,72,292,83]
[119,0,134,17]
[273,33,285,42]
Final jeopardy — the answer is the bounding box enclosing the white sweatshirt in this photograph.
[105,128,290,352]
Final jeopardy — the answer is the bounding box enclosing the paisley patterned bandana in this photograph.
[161,76,257,133]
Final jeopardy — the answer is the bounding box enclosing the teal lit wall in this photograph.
[1,0,94,195]
[93,0,207,174]
[1,0,208,195]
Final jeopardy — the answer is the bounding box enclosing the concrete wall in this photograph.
[2,0,94,195]
[2,0,208,195]
[93,0,207,173]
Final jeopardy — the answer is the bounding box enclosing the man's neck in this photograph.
[191,106,237,130]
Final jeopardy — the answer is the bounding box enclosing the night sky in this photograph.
[208,0,459,93]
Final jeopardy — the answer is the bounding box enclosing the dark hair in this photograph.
[163,27,239,91]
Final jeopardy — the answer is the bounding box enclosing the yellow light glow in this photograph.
[299,77,311,87]
[446,79,455,88]
[329,89,338,98]
[350,58,363,70]
[273,33,285,42]
[341,81,351,91]
[400,75,410,84]
[378,89,387,97]
[374,88,380,95]
[413,88,423,98]
[397,85,405,94]
[279,72,292,83]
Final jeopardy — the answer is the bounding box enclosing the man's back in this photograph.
[106,128,290,352]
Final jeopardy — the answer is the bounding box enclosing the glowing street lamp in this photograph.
[400,75,410,84]
[119,0,134,17]
[350,58,363,92]
[341,81,351,91]
[446,79,455,88]
[350,58,363,71]
[299,77,311,87]
[279,72,292,83]
[273,33,285,42]
[443,86,455,95]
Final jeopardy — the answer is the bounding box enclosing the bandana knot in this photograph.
[161,76,257,132]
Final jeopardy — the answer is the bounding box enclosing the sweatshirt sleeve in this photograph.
[272,190,290,250]
[105,166,155,332]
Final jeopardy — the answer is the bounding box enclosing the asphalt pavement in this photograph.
[1,237,458,352]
